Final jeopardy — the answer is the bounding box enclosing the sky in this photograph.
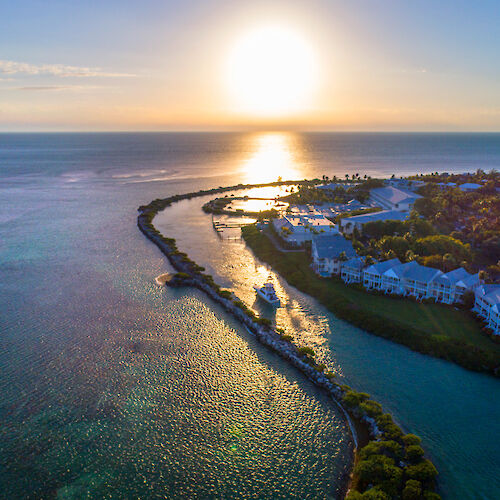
[1,0,499,131]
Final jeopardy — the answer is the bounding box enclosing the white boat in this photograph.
[254,277,280,305]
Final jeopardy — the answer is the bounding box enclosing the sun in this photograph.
[226,25,317,116]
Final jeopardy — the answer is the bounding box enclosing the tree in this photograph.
[405,250,416,262]
[406,445,425,463]
[402,480,422,500]
[443,253,457,271]
[338,251,348,262]
[405,460,438,484]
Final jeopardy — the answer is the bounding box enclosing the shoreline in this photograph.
[136,179,441,499]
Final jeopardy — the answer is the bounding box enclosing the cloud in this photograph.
[12,85,100,92]
[0,60,134,78]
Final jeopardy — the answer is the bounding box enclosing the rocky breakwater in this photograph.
[137,184,441,500]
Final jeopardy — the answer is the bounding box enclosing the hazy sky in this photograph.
[1,0,499,131]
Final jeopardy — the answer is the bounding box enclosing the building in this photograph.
[369,186,422,211]
[273,214,339,247]
[363,258,402,290]
[474,285,500,335]
[458,183,482,192]
[385,178,426,192]
[380,261,443,298]
[430,267,482,304]
[340,257,365,283]
[338,209,409,235]
[311,234,357,277]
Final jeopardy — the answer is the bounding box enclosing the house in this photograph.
[458,183,482,192]
[381,261,443,298]
[363,258,401,290]
[430,268,482,304]
[338,209,409,235]
[385,178,426,192]
[369,186,422,211]
[341,257,365,283]
[311,234,357,277]
[473,285,500,334]
[273,214,339,247]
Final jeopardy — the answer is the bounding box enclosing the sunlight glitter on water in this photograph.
[239,133,306,184]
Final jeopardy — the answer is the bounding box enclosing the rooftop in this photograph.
[343,256,365,270]
[476,285,500,305]
[312,234,357,260]
[341,209,409,224]
[364,258,402,275]
[370,186,422,205]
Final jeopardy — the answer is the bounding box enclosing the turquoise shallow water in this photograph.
[1,132,500,498]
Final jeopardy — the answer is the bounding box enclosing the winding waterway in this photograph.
[1,132,500,498]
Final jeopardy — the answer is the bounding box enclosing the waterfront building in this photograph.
[338,209,409,235]
[311,234,357,277]
[473,285,500,334]
[273,214,339,247]
[363,258,402,290]
[369,186,422,211]
[340,257,365,283]
[430,267,482,304]
[381,261,443,298]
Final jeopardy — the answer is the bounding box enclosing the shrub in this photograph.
[402,479,422,500]
[406,445,425,463]
[402,434,422,446]
[343,391,370,408]
[297,346,315,357]
[405,459,438,484]
[359,399,383,418]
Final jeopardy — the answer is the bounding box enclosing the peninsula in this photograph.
[137,178,448,499]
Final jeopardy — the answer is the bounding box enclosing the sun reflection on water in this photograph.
[240,132,305,184]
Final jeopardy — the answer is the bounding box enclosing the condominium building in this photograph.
[369,186,422,211]
[340,257,365,283]
[474,285,500,335]
[311,234,357,277]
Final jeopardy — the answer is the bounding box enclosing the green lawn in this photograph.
[242,225,500,373]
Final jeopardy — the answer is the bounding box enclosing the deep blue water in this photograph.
[1,132,499,499]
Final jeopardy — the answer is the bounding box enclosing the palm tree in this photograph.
[338,251,348,262]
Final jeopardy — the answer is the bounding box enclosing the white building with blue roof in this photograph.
[273,214,339,247]
[369,186,422,211]
[430,267,482,304]
[474,285,500,335]
[311,234,357,277]
[340,257,365,283]
[363,258,402,290]
[339,209,409,235]
[381,261,443,298]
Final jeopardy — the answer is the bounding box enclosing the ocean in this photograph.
[1,132,499,499]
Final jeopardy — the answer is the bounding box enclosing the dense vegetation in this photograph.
[138,182,441,499]
[242,224,500,376]
[351,215,476,274]
[280,178,385,205]
[408,170,500,278]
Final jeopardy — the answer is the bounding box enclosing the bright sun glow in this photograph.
[241,132,302,183]
[227,26,317,116]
